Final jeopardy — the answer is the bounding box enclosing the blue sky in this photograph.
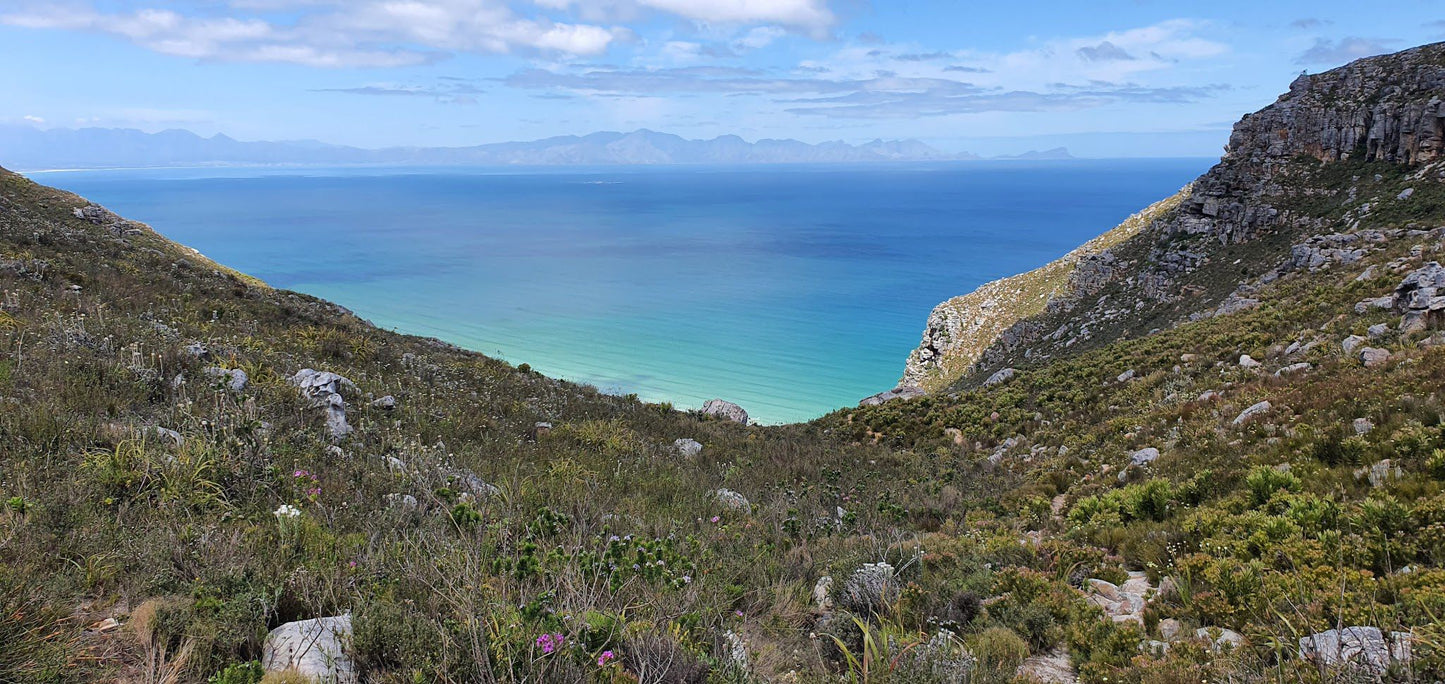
[2,0,1442,156]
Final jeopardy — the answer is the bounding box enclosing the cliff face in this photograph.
[901,42,1445,394]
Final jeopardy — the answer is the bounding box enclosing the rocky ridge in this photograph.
[899,42,1445,395]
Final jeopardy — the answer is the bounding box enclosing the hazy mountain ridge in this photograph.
[0,126,1075,170]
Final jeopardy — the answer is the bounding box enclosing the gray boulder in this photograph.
[1360,347,1390,367]
[289,369,357,400]
[673,438,703,458]
[1130,448,1160,467]
[1342,335,1367,354]
[1275,362,1311,376]
[1298,627,1412,675]
[1239,354,1262,368]
[983,368,1018,386]
[324,394,352,440]
[859,385,925,406]
[371,395,396,410]
[1234,400,1272,425]
[1368,323,1391,338]
[261,615,356,684]
[713,488,750,512]
[702,399,749,425]
[203,367,248,392]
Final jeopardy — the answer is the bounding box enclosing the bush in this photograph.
[969,626,1030,671]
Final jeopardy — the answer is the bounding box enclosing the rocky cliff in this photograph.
[901,42,1445,394]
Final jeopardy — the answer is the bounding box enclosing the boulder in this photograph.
[457,472,501,501]
[1353,418,1375,435]
[288,369,357,400]
[1342,335,1367,354]
[859,385,925,406]
[1233,401,1272,425]
[1117,369,1136,383]
[983,368,1018,387]
[1087,579,1122,601]
[1275,362,1311,376]
[203,367,248,392]
[1197,390,1221,402]
[1130,448,1160,467]
[1368,323,1391,338]
[324,393,352,440]
[371,395,396,410]
[1196,627,1244,652]
[1159,618,1183,641]
[1239,355,1262,368]
[673,438,703,458]
[702,399,749,425]
[261,615,356,684]
[1298,627,1412,675]
[1360,347,1390,367]
[713,488,750,512]
[813,576,834,611]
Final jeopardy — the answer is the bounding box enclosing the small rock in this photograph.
[702,399,749,425]
[262,616,356,684]
[385,456,407,474]
[1368,459,1402,487]
[1275,362,1311,376]
[1342,335,1367,354]
[1196,627,1245,652]
[1353,418,1375,435]
[91,617,122,633]
[1087,579,1122,601]
[713,488,750,512]
[324,394,352,440]
[371,395,396,410]
[1197,390,1221,402]
[1239,354,1261,368]
[384,493,418,510]
[1130,448,1160,467]
[1399,188,1416,200]
[1159,618,1182,641]
[1360,347,1390,367]
[1233,400,1272,425]
[813,576,834,611]
[983,368,1018,387]
[673,438,703,458]
[1368,323,1391,338]
[184,342,210,359]
[1117,369,1136,383]
[531,422,553,439]
[203,366,248,392]
[1298,627,1412,675]
[1180,354,1197,362]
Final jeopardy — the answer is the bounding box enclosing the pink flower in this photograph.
[710,516,720,523]
[293,469,309,478]
[597,650,615,666]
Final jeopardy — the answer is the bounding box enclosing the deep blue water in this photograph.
[36,160,1211,423]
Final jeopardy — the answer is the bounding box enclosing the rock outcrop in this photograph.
[261,615,356,683]
[901,43,1445,393]
[701,399,749,425]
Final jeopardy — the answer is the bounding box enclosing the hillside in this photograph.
[3,44,1445,684]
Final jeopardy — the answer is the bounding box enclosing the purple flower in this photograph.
[293,469,309,478]
[598,650,615,666]
[710,516,721,523]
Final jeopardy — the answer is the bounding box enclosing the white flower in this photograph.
[274,504,302,519]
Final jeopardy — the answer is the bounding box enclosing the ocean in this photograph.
[36,160,1211,424]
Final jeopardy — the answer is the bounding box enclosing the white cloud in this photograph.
[532,0,832,31]
[734,25,787,50]
[22,115,45,124]
[0,0,624,67]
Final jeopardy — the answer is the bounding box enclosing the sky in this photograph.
[1,0,1443,157]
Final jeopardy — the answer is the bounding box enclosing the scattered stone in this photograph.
[983,368,1018,387]
[1355,296,1395,314]
[1239,354,1261,368]
[371,395,396,410]
[203,366,248,392]
[261,615,356,684]
[1159,618,1182,641]
[457,472,501,501]
[1357,265,1378,281]
[1130,448,1160,467]
[721,631,750,672]
[324,394,351,440]
[1366,459,1403,487]
[713,488,750,512]
[1353,418,1375,435]
[673,438,703,458]
[1017,648,1076,683]
[813,576,834,611]
[1342,335,1367,354]
[91,617,122,633]
[148,426,184,446]
[531,422,553,439]
[1087,579,1122,601]
[859,385,925,406]
[1275,362,1311,376]
[1197,390,1221,402]
[384,493,418,510]
[1298,627,1412,675]
[702,399,749,425]
[1196,627,1245,652]
[840,562,899,615]
[1180,354,1197,362]
[1399,188,1416,200]
[1368,323,1391,338]
[385,456,408,474]
[289,369,357,400]
[1117,369,1136,383]
[1233,400,1272,425]
[1360,347,1390,367]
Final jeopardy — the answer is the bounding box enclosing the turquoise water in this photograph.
[37,160,1209,424]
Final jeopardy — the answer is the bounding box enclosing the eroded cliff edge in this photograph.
[900,42,1445,395]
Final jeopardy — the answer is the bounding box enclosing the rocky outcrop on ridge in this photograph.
[901,42,1445,393]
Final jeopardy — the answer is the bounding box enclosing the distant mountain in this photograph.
[0,126,995,170]
[993,147,1074,161]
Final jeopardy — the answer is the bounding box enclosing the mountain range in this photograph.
[0,125,1075,170]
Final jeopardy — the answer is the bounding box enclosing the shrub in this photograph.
[1245,466,1301,507]
[969,626,1030,671]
